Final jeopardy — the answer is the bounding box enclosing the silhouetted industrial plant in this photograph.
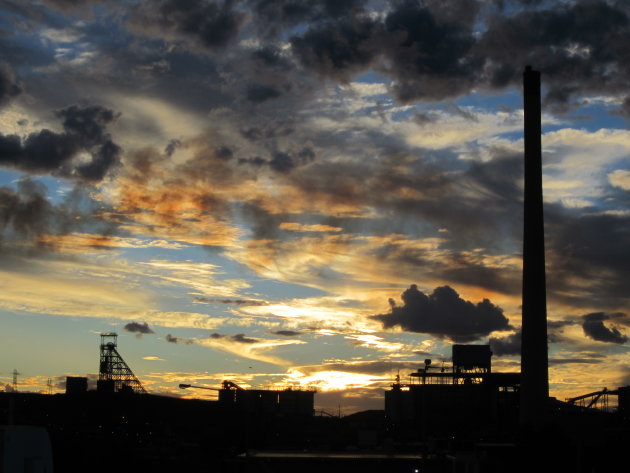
[2,68,630,472]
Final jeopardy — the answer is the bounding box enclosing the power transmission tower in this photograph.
[12,369,19,392]
[99,333,147,394]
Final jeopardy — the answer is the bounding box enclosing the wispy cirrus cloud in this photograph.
[164,331,306,366]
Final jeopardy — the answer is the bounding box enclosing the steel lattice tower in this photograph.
[99,333,147,394]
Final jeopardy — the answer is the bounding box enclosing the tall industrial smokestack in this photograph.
[520,66,549,427]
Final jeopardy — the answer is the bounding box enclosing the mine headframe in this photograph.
[98,333,147,394]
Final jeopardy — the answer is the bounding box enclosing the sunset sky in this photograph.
[2,0,630,413]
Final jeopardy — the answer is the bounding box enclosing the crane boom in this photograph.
[178,384,220,391]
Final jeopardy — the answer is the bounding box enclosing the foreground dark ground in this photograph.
[1,391,629,472]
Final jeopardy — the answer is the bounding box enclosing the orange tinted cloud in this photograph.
[279,222,343,232]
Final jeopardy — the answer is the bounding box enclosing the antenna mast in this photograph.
[12,369,19,392]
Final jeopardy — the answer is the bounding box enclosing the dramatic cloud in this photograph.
[0,62,21,106]
[476,1,630,106]
[209,332,258,344]
[582,312,628,344]
[372,284,511,342]
[130,0,246,50]
[43,0,106,11]
[0,105,121,181]
[0,178,118,254]
[291,16,379,82]
[380,0,479,102]
[0,180,53,244]
[546,210,630,308]
[248,0,367,37]
[165,333,194,344]
[3,0,630,407]
[286,0,630,106]
[547,320,575,344]
[124,321,155,337]
[489,330,521,357]
[489,320,578,356]
[246,84,282,103]
[273,330,301,337]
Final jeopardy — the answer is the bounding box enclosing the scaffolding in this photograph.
[99,333,147,394]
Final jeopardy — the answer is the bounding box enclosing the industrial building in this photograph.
[180,380,315,418]
[385,344,520,438]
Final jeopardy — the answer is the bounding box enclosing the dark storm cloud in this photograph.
[291,16,380,82]
[238,201,285,240]
[476,1,630,106]
[209,332,258,343]
[287,0,482,99]
[124,322,155,336]
[3,0,235,115]
[615,96,630,122]
[269,151,295,173]
[283,0,630,105]
[248,0,366,34]
[438,255,521,297]
[489,330,521,356]
[546,320,577,343]
[0,180,53,242]
[250,45,292,69]
[0,178,117,251]
[546,210,630,308]
[292,149,523,294]
[165,334,194,344]
[286,150,453,226]
[381,0,479,102]
[10,0,630,114]
[246,84,282,103]
[42,0,109,13]
[0,62,21,106]
[2,0,629,299]
[582,312,628,344]
[57,105,117,146]
[291,148,522,251]
[272,330,301,337]
[0,105,121,182]
[489,319,578,356]
[130,0,246,51]
[164,139,182,157]
[214,146,234,161]
[372,284,511,343]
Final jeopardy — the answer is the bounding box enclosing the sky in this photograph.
[1,0,630,414]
